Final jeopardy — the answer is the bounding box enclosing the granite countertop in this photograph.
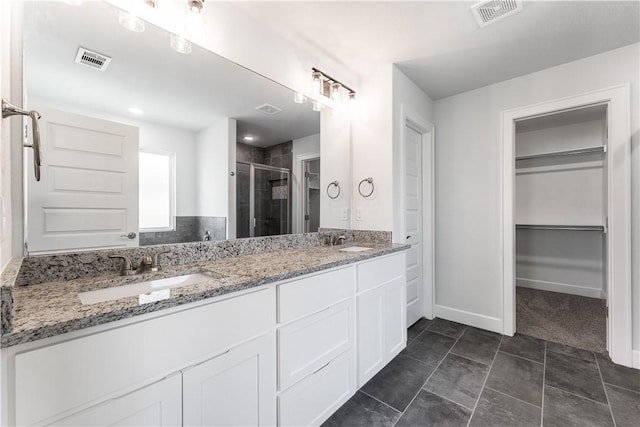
[2,242,408,348]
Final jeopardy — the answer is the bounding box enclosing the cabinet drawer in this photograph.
[278,298,354,391]
[14,288,274,427]
[278,349,356,427]
[278,266,354,324]
[357,253,405,293]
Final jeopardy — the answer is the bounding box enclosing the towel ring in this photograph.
[358,177,374,198]
[327,180,340,199]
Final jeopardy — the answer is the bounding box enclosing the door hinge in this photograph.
[304,214,310,221]
[304,171,310,178]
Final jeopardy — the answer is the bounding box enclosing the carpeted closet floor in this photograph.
[516,287,607,353]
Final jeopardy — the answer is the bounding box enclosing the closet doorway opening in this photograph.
[501,85,632,367]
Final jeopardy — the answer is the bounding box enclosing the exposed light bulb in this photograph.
[243,136,255,141]
[185,0,206,39]
[311,72,323,96]
[294,92,308,104]
[118,10,145,32]
[170,34,192,54]
[128,107,144,114]
[330,82,342,102]
[312,101,324,112]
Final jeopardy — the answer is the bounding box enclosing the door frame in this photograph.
[501,84,633,367]
[396,104,435,321]
[294,152,320,234]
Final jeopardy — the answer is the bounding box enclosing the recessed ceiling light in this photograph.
[128,107,144,114]
[243,136,255,141]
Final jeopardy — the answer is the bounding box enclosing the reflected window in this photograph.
[139,150,175,231]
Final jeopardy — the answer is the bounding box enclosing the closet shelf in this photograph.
[516,224,605,232]
[515,145,606,161]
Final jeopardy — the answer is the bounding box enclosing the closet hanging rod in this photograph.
[516,224,604,232]
[515,145,606,161]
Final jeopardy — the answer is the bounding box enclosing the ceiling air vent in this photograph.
[74,47,112,71]
[255,103,282,115]
[471,0,523,28]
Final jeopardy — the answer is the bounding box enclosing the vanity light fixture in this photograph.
[306,68,356,113]
[170,34,192,54]
[118,9,145,32]
[128,107,144,115]
[243,135,255,141]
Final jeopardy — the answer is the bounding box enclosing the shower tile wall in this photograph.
[140,216,226,246]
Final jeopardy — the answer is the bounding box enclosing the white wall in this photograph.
[321,110,351,229]
[351,64,394,230]
[291,133,320,234]
[433,44,639,354]
[196,119,233,225]
[392,66,434,242]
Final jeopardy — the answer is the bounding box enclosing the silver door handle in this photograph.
[120,232,137,239]
[2,98,42,181]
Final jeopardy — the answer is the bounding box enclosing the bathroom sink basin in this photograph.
[79,272,216,305]
[339,246,372,252]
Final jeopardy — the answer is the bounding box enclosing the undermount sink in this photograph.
[339,246,372,252]
[79,272,215,305]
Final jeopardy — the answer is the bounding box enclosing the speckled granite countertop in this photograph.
[1,243,408,348]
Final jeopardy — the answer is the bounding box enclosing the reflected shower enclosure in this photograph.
[236,162,290,238]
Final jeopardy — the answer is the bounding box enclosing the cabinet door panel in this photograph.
[182,334,275,427]
[385,276,407,360]
[51,374,181,427]
[356,286,386,387]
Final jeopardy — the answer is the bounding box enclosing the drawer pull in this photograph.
[312,361,331,375]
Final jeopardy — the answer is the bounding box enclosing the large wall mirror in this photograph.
[21,1,349,255]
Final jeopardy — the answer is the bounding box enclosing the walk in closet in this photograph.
[514,104,608,352]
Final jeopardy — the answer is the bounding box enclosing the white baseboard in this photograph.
[516,277,605,299]
[434,305,502,335]
[633,350,640,369]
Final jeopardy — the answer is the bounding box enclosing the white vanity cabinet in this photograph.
[5,287,276,427]
[356,253,407,386]
[2,250,408,427]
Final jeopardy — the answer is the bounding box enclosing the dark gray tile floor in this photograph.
[323,317,640,427]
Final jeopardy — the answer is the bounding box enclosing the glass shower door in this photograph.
[236,162,290,238]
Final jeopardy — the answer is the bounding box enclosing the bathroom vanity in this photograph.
[0,240,407,426]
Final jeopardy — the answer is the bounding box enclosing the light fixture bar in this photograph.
[311,67,356,97]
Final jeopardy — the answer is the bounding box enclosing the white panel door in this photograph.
[182,334,276,427]
[52,374,181,427]
[26,107,139,253]
[404,126,423,325]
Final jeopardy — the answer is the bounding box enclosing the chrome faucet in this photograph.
[326,235,346,246]
[109,250,172,276]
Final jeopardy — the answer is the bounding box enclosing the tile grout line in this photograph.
[603,381,640,395]
[540,340,547,427]
[465,334,504,427]
[484,386,542,409]
[357,390,402,415]
[499,349,545,365]
[545,384,612,407]
[391,325,469,427]
[595,354,618,427]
